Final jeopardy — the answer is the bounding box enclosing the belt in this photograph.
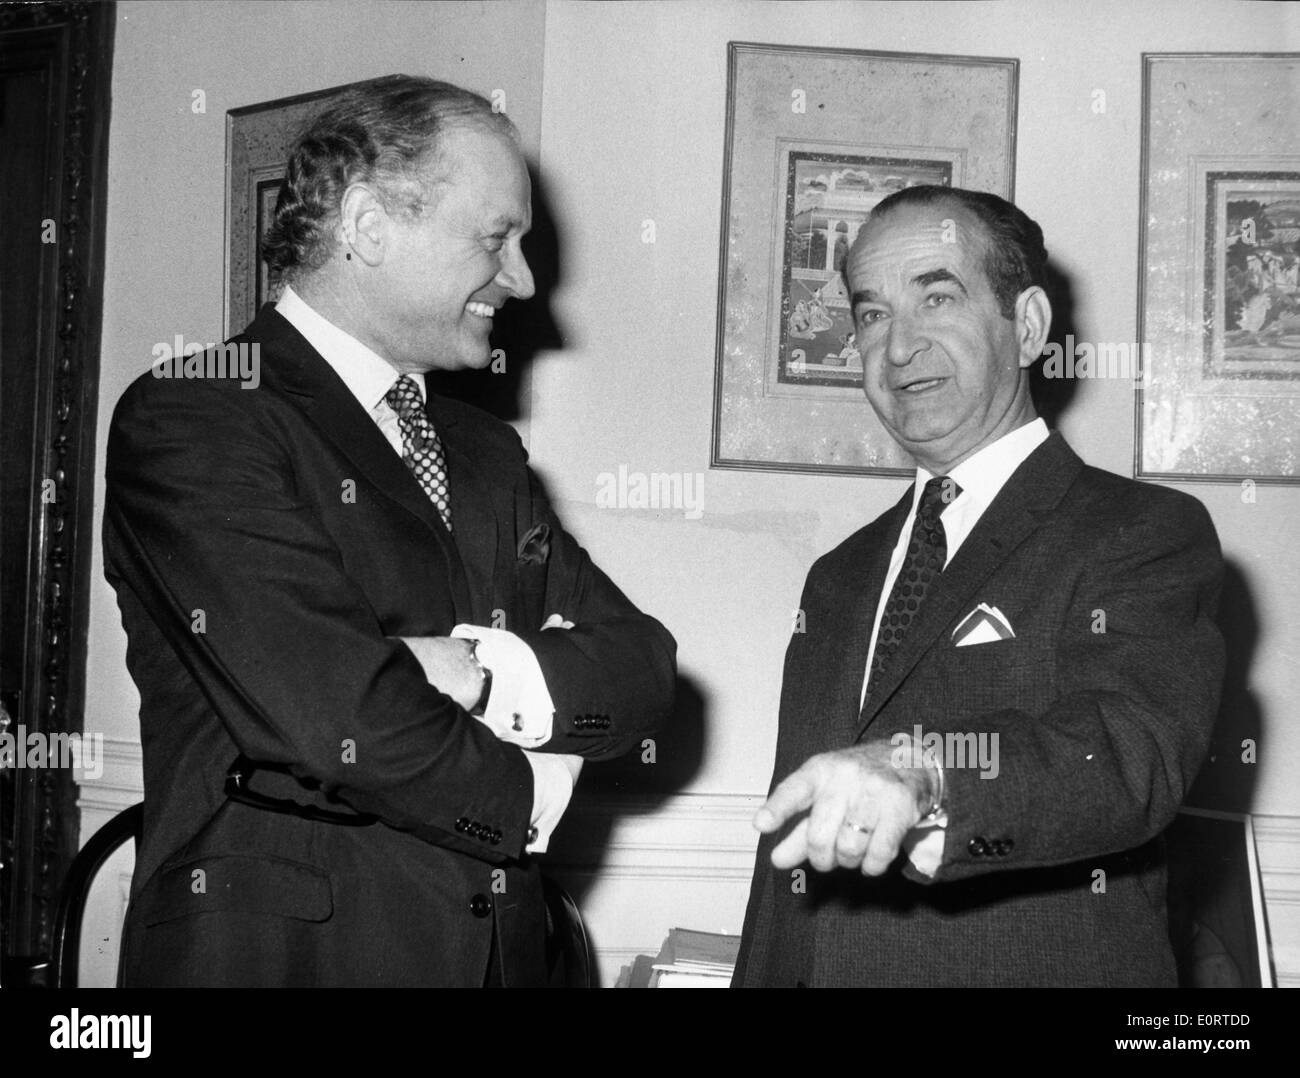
[224,755,378,827]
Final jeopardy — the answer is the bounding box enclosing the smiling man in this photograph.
[104,76,675,987]
[735,185,1225,987]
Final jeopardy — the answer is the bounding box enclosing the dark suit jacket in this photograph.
[735,431,1224,987]
[104,305,676,986]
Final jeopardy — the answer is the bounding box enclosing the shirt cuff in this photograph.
[452,624,554,747]
[521,751,581,854]
[902,811,948,877]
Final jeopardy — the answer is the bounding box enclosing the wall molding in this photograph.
[1253,814,1300,987]
[547,790,762,875]
[77,735,144,823]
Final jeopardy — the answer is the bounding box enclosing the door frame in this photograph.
[0,0,114,968]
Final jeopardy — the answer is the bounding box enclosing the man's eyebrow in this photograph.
[850,268,968,308]
[484,214,525,232]
[913,268,967,293]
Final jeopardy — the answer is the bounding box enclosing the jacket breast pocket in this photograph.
[935,636,1053,714]
[139,853,334,927]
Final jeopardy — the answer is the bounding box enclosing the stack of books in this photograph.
[619,928,741,988]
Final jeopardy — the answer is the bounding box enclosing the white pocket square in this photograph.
[952,603,1016,647]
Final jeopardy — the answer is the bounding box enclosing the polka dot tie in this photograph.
[865,475,961,699]
[384,375,452,532]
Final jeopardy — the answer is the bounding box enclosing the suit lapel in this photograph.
[246,305,476,619]
[825,487,913,737]
[853,432,1083,741]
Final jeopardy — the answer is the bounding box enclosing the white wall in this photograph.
[81,0,1300,987]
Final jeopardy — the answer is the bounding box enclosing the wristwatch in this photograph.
[918,758,946,825]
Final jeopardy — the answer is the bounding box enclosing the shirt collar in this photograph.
[914,417,1049,514]
[275,284,424,411]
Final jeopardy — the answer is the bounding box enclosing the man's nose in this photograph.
[498,243,535,302]
[885,312,928,366]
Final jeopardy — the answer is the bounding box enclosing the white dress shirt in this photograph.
[275,285,575,851]
[861,418,1050,874]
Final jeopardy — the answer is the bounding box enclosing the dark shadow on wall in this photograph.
[1169,559,1266,987]
[1028,259,1082,429]
[1185,558,1262,815]
[581,674,710,799]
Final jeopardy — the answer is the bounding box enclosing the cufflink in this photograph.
[464,638,492,718]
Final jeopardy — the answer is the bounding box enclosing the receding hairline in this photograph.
[409,117,525,191]
[862,195,994,250]
[849,196,999,294]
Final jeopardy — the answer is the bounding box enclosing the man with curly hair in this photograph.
[105,76,675,987]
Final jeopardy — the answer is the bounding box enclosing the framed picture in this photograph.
[711,43,1018,476]
[225,78,381,337]
[1137,54,1300,483]
[1203,172,1300,381]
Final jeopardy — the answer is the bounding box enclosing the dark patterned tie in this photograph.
[865,475,961,699]
[384,375,452,531]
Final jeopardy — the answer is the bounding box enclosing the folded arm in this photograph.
[105,380,535,862]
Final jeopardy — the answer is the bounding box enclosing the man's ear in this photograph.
[1013,285,1051,369]
[339,182,386,267]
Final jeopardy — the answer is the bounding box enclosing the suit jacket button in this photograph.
[996,839,1013,855]
[526,825,539,844]
[469,894,492,918]
[490,829,502,845]
[968,837,987,857]
[455,817,469,833]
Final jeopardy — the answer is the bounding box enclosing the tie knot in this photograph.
[919,475,961,519]
[385,375,424,422]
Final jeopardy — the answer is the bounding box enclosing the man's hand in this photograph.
[396,636,484,712]
[754,738,939,876]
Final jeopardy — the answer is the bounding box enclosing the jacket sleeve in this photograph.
[920,493,1225,884]
[105,377,536,862]
[514,460,678,759]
